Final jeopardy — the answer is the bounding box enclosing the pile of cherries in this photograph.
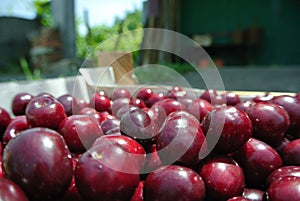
[0,86,300,201]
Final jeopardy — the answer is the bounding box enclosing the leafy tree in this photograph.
[33,0,52,27]
[76,8,143,59]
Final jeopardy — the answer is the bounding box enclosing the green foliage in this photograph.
[76,8,143,59]
[33,0,52,27]
[19,57,41,80]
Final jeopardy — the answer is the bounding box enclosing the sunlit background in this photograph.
[0,0,299,92]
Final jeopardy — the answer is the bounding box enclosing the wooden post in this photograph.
[51,0,76,59]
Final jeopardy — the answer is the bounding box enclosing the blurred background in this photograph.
[0,0,299,91]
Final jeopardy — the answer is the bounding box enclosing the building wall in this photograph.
[0,17,41,69]
[179,0,300,65]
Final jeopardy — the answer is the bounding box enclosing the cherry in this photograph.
[89,93,111,113]
[144,165,206,201]
[266,176,300,201]
[199,161,245,201]
[3,127,73,201]
[3,115,29,145]
[156,111,206,166]
[233,138,283,189]
[187,98,213,122]
[246,102,290,147]
[25,96,66,130]
[0,177,29,201]
[11,92,34,116]
[75,136,140,201]
[58,115,103,153]
[0,107,11,136]
[201,106,252,154]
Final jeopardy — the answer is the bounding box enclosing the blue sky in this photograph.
[0,0,144,34]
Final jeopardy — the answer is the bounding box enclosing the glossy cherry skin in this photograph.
[252,93,274,103]
[89,93,111,113]
[57,94,80,116]
[156,111,207,167]
[0,143,3,178]
[166,86,187,99]
[77,107,104,124]
[100,118,121,135]
[130,181,144,201]
[3,127,73,201]
[116,105,139,120]
[201,106,252,154]
[3,116,29,146]
[36,92,54,97]
[275,137,290,153]
[74,97,89,112]
[0,107,11,136]
[178,97,193,108]
[227,197,251,201]
[199,161,245,201]
[91,135,146,172]
[233,138,282,189]
[266,176,300,201]
[144,165,206,201]
[130,98,146,109]
[281,139,300,165]
[75,137,140,201]
[0,177,29,201]
[271,95,300,136]
[187,98,213,122]
[235,101,256,113]
[111,88,131,100]
[111,98,131,116]
[120,108,159,148]
[153,98,186,115]
[221,91,241,106]
[200,89,224,105]
[242,188,264,201]
[142,144,163,173]
[25,96,67,130]
[200,89,217,102]
[60,156,84,201]
[246,102,290,147]
[266,166,300,187]
[148,92,166,107]
[147,104,167,130]
[11,92,34,116]
[58,115,103,153]
[136,88,154,106]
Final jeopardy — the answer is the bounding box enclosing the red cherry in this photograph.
[201,106,253,154]
[281,139,300,165]
[156,111,207,166]
[246,102,290,147]
[11,92,34,116]
[199,161,245,201]
[144,165,206,201]
[233,138,283,189]
[3,127,73,201]
[187,98,213,122]
[3,116,29,146]
[111,88,131,100]
[266,176,300,201]
[272,95,300,137]
[89,93,111,113]
[0,177,29,201]
[75,136,140,201]
[58,115,103,153]
[0,107,11,136]
[25,96,66,130]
